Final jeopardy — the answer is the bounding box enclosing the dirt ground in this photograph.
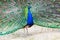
[0,25,60,40]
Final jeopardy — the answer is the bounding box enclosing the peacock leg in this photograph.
[24,25,29,36]
[25,26,29,35]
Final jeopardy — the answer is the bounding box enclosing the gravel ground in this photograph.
[0,25,60,40]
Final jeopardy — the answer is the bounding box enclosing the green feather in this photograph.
[24,6,28,19]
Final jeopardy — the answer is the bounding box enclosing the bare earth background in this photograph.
[0,25,60,40]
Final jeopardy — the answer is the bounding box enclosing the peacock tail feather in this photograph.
[0,0,60,35]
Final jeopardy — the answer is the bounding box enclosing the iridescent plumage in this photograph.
[0,0,60,35]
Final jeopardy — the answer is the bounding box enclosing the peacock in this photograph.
[0,0,60,35]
